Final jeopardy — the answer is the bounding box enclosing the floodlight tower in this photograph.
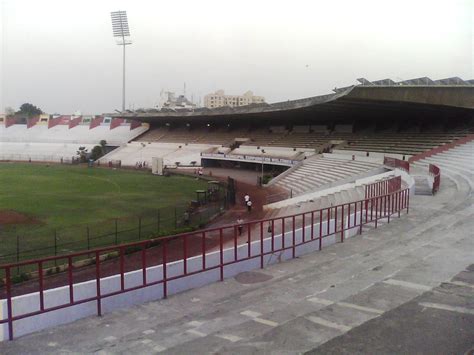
[111,11,132,112]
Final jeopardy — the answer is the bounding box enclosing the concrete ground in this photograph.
[0,173,473,354]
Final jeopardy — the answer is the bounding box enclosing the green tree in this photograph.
[90,145,104,161]
[99,140,107,155]
[17,103,42,116]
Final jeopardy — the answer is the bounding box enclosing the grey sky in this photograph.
[0,0,472,114]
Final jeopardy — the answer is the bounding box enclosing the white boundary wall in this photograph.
[0,210,372,340]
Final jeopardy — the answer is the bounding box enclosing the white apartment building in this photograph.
[204,90,265,109]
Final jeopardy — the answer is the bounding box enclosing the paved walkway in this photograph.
[0,173,472,354]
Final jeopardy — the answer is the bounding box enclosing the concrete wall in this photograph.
[0,211,370,341]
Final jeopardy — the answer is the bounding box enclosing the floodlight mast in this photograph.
[111,11,132,113]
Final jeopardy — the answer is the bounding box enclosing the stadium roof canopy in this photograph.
[107,77,474,125]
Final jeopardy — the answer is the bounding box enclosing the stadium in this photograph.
[0,77,473,353]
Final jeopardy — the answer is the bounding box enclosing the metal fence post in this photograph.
[16,235,20,274]
[138,217,142,240]
[115,219,118,244]
[54,230,58,266]
[157,210,160,233]
[174,207,177,229]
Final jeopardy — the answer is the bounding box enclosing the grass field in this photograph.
[0,163,211,264]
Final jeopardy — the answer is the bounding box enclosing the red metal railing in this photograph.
[365,175,401,199]
[384,156,410,172]
[429,164,440,194]
[0,188,410,340]
[408,134,474,163]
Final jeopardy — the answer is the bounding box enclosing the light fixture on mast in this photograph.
[111,10,132,112]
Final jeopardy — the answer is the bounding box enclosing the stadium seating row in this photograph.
[0,124,148,145]
[135,126,471,155]
[272,156,381,196]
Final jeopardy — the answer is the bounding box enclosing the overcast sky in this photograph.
[0,0,472,114]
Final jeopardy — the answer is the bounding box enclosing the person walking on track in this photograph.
[237,216,244,235]
[244,193,250,206]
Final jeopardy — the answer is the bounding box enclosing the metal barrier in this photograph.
[365,175,402,199]
[0,188,410,340]
[429,164,441,194]
[383,156,410,172]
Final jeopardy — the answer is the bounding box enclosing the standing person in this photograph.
[246,199,252,213]
[244,193,250,206]
[237,216,244,236]
[183,211,190,226]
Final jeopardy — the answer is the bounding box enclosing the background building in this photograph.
[204,90,265,109]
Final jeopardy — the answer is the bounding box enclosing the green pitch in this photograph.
[0,163,208,264]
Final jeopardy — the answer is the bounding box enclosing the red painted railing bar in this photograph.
[6,267,13,340]
[292,215,296,259]
[260,221,264,269]
[219,229,224,281]
[282,217,286,249]
[302,213,306,243]
[68,257,74,304]
[247,225,251,258]
[120,247,125,291]
[271,219,275,252]
[407,190,410,213]
[375,198,378,228]
[38,261,44,311]
[311,211,314,240]
[234,227,238,262]
[95,251,102,316]
[142,243,147,285]
[202,232,206,270]
[359,200,363,234]
[319,209,323,250]
[341,205,345,243]
[183,235,187,276]
[347,203,351,229]
[162,240,167,298]
[327,207,330,236]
